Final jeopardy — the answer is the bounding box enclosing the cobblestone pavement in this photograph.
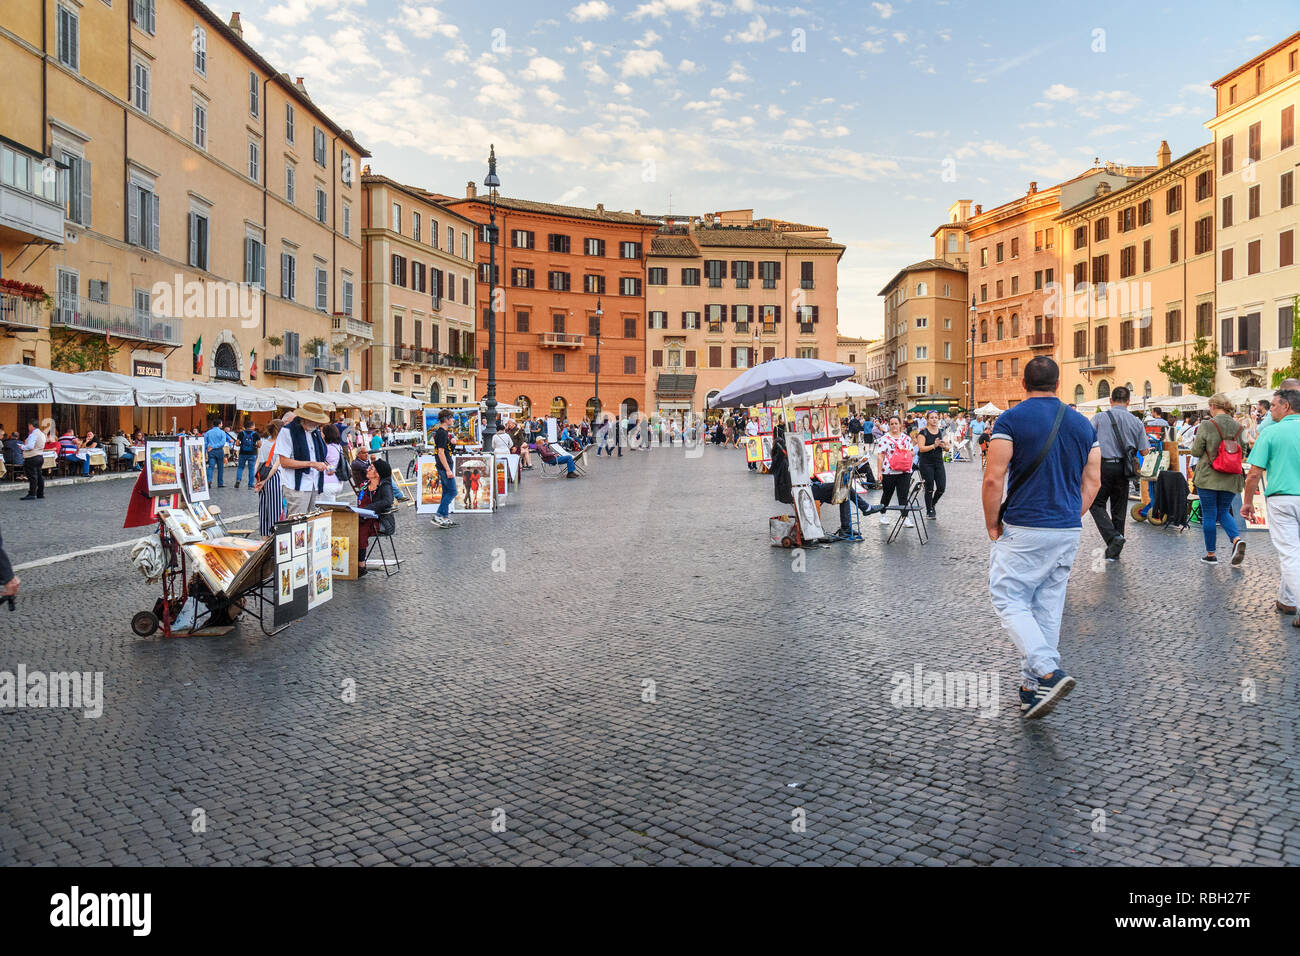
[1,442,1297,866]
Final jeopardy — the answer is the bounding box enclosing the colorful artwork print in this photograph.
[310,516,331,557]
[495,459,508,498]
[275,532,291,561]
[755,408,773,433]
[291,555,308,587]
[309,564,333,609]
[183,438,209,502]
[810,407,826,440]
[415,457,445,515]
[813,439,843,475]
[794,408,813,442]
[146,441,182,495]
[330,536,349,574]
[452,455,494,513]
[745,436,763,463]
[277,565,293,605]
[291,523,308,555]
[190,501,215,528]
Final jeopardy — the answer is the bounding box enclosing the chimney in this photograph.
[974,204,982,215]
[229,12,243,38]
[1096,180,1112,197]
[1157,140,1171,168]
[466,181,477,199]
[1028,181,1038,194]
[633,208,640,217]
[596,203,604,214]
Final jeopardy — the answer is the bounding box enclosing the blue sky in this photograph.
[209,0,1295,338]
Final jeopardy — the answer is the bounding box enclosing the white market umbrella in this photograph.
[1146,393,1209,410]
[1223,386,1273,406]
[210,382,277,412]
[1075,398,1110,412]
[973,402,1004,416]
[0,365,133,405]
[708,357,856,408]
[359,389,423,411]
[784,381,880,405]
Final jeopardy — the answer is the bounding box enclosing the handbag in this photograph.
[997,403,1067,526]
[1139,447,1164,479]
[1208,419,1244,474]
[1105,411,1140,478]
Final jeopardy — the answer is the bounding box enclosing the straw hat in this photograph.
[295,401,329,424]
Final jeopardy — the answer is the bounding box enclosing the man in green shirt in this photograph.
[1257,378,1300,435]
[1244,387,1300,626]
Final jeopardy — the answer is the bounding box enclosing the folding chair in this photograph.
[886,478,930,545]
[362,506,402,576]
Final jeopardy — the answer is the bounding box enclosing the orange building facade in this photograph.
[444,189,657,422]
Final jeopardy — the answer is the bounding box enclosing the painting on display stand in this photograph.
[785,431,812,486]
[145,440,182,496]
[792,485,826,541]
[182,437,209,503]
[810,407,826,440]
[415,456,445,515]
[452,454,495,514]
[755,408,773,433]
[793,408,813,443]
[744,436,763,464]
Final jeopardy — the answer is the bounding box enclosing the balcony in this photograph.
[264,354,311,378]
[308,354,342,374]
[1081,352,1114,372]
[0,144,65,244]
[330,313,373,348]
[392,346,477,369]
[1227,350,1264,372]
[0,291,43,331]
[1026,332,1055,349]
[539,331,584,348]
[54,294,183,347]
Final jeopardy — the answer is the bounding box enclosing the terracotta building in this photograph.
[0,2,368,434]
[1206,31,1300,391]
[360,172,478,418]
[1056,144,1216,406]
[442,188,658,422]
[876,201,970,414]
[643,209,844,415]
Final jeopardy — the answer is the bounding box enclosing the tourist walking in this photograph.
[234,419,260,488]
[430,408,458,528]
[875,416,917,527]
[204,418,230,488]
[1243,387,1300,625]
[1090,386,1150,561]
[255,420,285,536]
[915,411,948,519]
[1190,393,1247,567]
[982,357,1100,720]
[20,420,46,501]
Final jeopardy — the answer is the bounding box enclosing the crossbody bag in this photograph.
[1104,411,1140,478]
[997,403,1067,527]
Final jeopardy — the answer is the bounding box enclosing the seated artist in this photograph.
[356,458,397,574]
[770,422,881,542]
[534,436,578,477]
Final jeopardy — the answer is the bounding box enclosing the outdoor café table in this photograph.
[85,448,107,471]
[133,447,146,465]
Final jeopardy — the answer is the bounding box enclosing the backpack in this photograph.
[239,429,258,455]
[886,436,913,472]
[1209,419,1244,474]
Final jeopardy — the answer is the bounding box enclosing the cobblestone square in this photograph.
[2,444,1297,866]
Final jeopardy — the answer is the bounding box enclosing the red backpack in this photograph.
[1209,419,1243,474]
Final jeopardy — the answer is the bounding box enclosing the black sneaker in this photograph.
[925,510,936,519]
[1201,554,1218,564]
[1230,538,1246,566]
[1105,534,1125,560]
[1023,670,1076,720]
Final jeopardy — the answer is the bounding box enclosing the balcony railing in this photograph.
[1026,332,1055,349]
[0,144,66,244]
[264,354,311,378]
[0,291,43,330]
[308,354,342,373]
[54,294,183,346]
[330,314,374,342]
[539,332,584,348]
[392,346,477,369]
[1227,350,1264,370]
[1081,351,1114,371]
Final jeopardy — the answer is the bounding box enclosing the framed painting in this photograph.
[794,408,813,443]
[452,454,494,513]
[145,440,182,496]
[415,456,444,514]
[182,437,209,503]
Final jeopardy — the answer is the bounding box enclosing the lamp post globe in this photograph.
[482,144,501,448]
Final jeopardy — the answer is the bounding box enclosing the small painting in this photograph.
[452,454,494,513]
[277,564,293,605]
[275,532,291,561]
[189,501,216,528]
[794,408,813,442]
[415,456,445,515]
[291,555,308,587]
[309,563,333,609]
[330,536,349,574]
[146,440,182,496]
[745,436,763,463]
[291,522,308,556]
[183,437,209,503]
[810,407,826,440]
[755,407,773,433]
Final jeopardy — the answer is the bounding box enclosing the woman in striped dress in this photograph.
[254,420,284,537]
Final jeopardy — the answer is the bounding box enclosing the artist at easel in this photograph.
[770,421,881,543]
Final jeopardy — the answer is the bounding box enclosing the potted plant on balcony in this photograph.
[0,277,53,309]
[267,335,283,348]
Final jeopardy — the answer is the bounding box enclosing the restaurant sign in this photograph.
[133,360,163,378]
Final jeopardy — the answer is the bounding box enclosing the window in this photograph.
[620,242,642,259]
[980,283,988,302]
[1120,245,1136,279]
[619,277,641,296]
[915,316,928,328]
[996,279,1004,299]
[462,234,470,260]
[979,320,988,343]
[281,253,298,301]
[413,212,421,243]
[915,376,927,394]
[583,237,604,256]
[760,260,779,288]
[1139,199,1153,226]
[343,203,351,238]
[551,313,565,334]
[128,180,159,251]
[1282,230,1295,268]
[315,187,327,224]
[188,211,209,270]
[61,150,90,226]
[248,141,259,181]
[1197,301,1214,338]
[733,260,752,288]
[1140,315,1153,348]
[342,275,353,315]
[624,317,636,338]
[1169,228,1179,264]
[285,104,295,144]
[681,268,700,286]
[980,248,989,267]
[1072,262,1087,286]
[1118,207,1135,233]
[916,281,928,296]
[513,230,535,249]
[583,274,604,294]
[706,304,725,332]
[547,271,570,292]
[248,71,259,117]
[1222,135,1234,174]
[411,262,426,293]
[1248,184,1261,219]
[1094,218,1109,242]
[315,266,328,311]
[1282,171,1294,209]
[1222,248,1233,281]
[190,101,207,149]
[587,313,601,336]
[1248,239,1261,275]
[800,261,814,289]
[132,61,150,113]
[705,260,725,287]
[980,362,988,380]
[648,311,667,329]
[1281,305,1295,350]
[516,311,530,333]
[1166,309,1182,343]
[1248,122,1261,162]
[1195,215,1213,255]
[996,241,1004,263]
[1223,195,1234,227]
[548,233,571,254]
[1284,106,1296,151]
[1195,171,1212,201]
[447,225,453,252]
[1073,329,1086,358]
[1074,225,1087,249]
[1166,184,1182,214]
[733,304,750,333]
[1091,254,1109,283]
[1011,276,1019,295]
[553,354,566,373]
[131,0,155,34]
[340,151,353,186]
[515,351,529,371]
[391,255,407,287]
[682,311,700,330]
[392,203,401,234]
[915,345,928,360]
[996,317,1004,340]
[314,127,326,166]
[1011,237,1019,258]
[244,234,266,288]
[511,268,535,288]
[193,25,207,74]
[647,267,667,285]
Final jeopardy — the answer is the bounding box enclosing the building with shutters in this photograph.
[877,202,970,415]
[836,335,874,387]
[643,210,844,415]
[441,187,658,423]
[1206,31,1300,392]
[1055,144,1215,407]
[0,1,367,434]
[360,171,477,414]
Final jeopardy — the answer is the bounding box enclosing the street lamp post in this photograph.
[969,295,977,413]
[593,297,602,425]
[481,144,502,449]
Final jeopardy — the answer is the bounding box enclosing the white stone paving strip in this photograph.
[11,513,258,572]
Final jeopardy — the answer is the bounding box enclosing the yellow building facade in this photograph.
[0,1,368,432]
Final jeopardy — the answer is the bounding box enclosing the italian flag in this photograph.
[250,348,257,380]
[193,336,202,374]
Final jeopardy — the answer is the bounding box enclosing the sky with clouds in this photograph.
[208,0,1296,338]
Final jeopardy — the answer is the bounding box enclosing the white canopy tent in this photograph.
[0,365,135,405]
[1076,398,1111,413]
[782,381,880,406]
[1145,393,1210,410]
[1223,386,1273,406]
[358,390,423,411]
[206,382,277,412]
[973,402,1004,416]
[481,400,523,415]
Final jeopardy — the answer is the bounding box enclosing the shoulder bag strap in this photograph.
[1104,410,1128,456]
[998,403,1067,525]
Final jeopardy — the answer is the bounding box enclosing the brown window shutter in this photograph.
[1282,230,1294,268]
[773,261,781,279]
[774,305,781,323]
[812,305,820,323]
[730,347,737,367]
[730,304,737,323]
[652,349,663,367]
[764,346,775,362]
[685,350,696,367]
[730,260,738,278]
[709,345,721,367]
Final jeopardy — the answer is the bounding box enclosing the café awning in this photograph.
[78,371,198,407]
[0,365,134,405]
[358,390,423,411]
[0,364,56,402]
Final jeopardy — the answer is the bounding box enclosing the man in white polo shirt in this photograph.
[20,420,46,501]
[275,402,330,516]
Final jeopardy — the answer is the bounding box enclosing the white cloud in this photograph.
[822,125,851,138]
[726,16,778,43]
[635,29,662,48]
[400,3,460,39]
[536,86,562,107]
[713,116,757,132]
[767,105,784,119]
[555,185,587,203]
[677,58,701,74]
[684,100,720,111]
[265,0,365,28]
[620,49,667,76]
[872,2,893,18]
[726,62,751,83]
[382,32,408,55]
[708,86,742,101]
[629,0,717,22]
[862,39,885,54]
[568,1,613,22]
[583,60,611,83]
[614,81,633,95]
[1043,83,1078,101]
[521,56,566,83]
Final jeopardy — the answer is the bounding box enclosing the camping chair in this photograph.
[885,478,930,545]
[536,441,586,478]
[362,506,402,576]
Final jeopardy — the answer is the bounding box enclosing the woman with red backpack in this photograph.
[1189,392,1247,566]
[875,416,918,527]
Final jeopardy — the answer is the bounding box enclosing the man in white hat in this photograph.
[275,401,330,515]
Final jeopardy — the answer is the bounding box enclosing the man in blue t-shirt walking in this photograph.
[982,357,1100,720]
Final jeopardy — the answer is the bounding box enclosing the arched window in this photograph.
[1010,313,1019,337]
[1097,379,1110,400]
[621,398,639,418]
[705,390,720,410]
[1143,381,1152,399]
[549,396,567,419]
[213,342,239,382]
[916,281,928,296]
[979,319,988,343]
[430,382,441,403]
[1074,385,1086,405]
[585,397,602,421]
[513,395,530,417]
[1125,381,1134,396]
[996,317,1004,340]
[312,374,327,392]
